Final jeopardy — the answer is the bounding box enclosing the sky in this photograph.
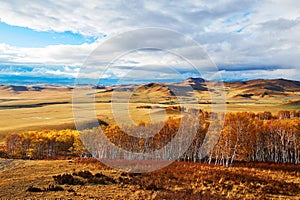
[0,0,300,84]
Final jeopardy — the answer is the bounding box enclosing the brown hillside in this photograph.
[182,77,208,91]
[134,83,175,96]
[226,79,300,92]
[225,79,300,98]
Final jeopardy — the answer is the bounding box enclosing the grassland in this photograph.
[0,158,299,199]
[1,79,300,199]
[1,79,300,143]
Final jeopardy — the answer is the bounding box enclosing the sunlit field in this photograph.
[0,158,299,199]
[1,79,300,199]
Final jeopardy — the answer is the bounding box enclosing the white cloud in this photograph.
[0,0,300,81]
[0,42,99,66]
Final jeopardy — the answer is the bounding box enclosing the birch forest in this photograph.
[4,110,300,166]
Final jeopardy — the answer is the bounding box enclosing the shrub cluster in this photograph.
[53,170,116,185]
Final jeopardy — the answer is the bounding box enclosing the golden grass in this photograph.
[1,83,300,199]
[0,158,299,199]
[0,85,299,142]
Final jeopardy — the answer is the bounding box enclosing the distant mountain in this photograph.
[224,78,300,98]
[181,77,208,91]
[1,78,300,99]
[134,82,175,96]
[0,85,73,94]
[129,78,300,99]
[226,79,300,91]
[184,77,206,84]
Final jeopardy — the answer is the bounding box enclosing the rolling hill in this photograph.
[224,78,300,98]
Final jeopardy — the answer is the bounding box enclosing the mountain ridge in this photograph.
[1,78,300,98]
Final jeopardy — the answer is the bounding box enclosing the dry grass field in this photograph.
[1,79,300,199]
[0,158,300,199]
[1,78,300,143]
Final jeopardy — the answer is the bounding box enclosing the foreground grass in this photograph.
[0,158,300,199]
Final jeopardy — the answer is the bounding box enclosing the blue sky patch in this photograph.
[0,22,97,48]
